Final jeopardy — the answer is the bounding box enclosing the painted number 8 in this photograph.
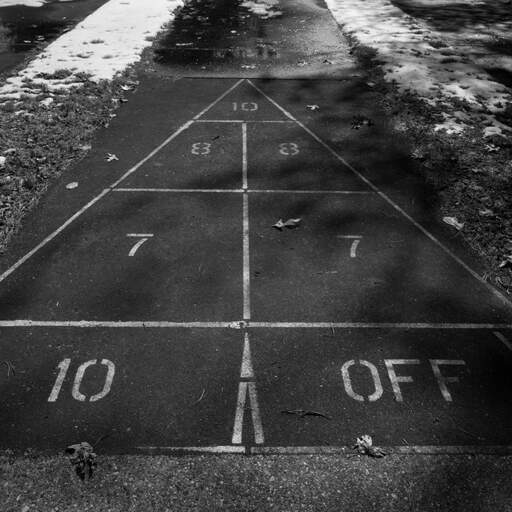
[191,142,212,155]
[279,143,300,156]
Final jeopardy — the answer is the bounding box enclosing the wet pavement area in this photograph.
[153,0,355,78]
[0,0,108,76]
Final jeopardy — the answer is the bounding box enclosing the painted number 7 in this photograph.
[127,233,153,257]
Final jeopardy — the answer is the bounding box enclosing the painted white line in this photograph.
[249,190,373,195]
[114,188,243,193]
[250,446,512,455]
[113,188,372,195]
[194,119,295,123]
[240,332,254,379]
[494,331,512,351]
[193,79,245,120]
[0,189,110,285]
[1,320,511,329]
[109,122,193,189]
[232,381,264,445]
[243,194,251,320]
[0,320,243,328]
[126,233,154,237]
[246,79,512,311]
[242,123,248,190]
[137,446,246,454]
[337,235,363,239]
[248,322,512,329]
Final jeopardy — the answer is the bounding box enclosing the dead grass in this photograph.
[351,42,512,294]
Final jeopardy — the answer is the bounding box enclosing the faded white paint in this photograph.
[232,381,264,444]
[240,333,254,379]
[341,359,383,402]
[71,359,115,402]
[430,359,466,402]
[47,358,71,402]
[243,194,251,320]
[494,331,512,352]
[384,359,421,402]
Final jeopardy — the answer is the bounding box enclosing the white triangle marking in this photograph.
[241,332,254,379]
[232,381,264,445]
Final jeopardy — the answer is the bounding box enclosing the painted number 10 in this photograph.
[48,358,115,402]
[233,102,258,111]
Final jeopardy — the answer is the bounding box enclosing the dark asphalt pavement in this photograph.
[1,0,512,458]
[1,76,511,454]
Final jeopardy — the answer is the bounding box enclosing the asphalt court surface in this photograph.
[1,78,512,453]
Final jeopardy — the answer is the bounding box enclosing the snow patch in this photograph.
[0,0,183,100]
[325,0,512,136]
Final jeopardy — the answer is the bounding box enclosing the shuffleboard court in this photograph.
[1,78,511,454]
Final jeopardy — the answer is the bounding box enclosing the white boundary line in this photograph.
[250,445,512,455]
[134,445,512,455]
[137,445,246,454]
[0,80,245,285]
[0,320,243,328]
[494,331,512,351]
[246,79,512,311]
[0,189,110,285]
[114,188,244,194]
[113,188,372,195]
[1,320,511,329]
[194,120,295,123]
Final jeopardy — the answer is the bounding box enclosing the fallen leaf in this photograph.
[0,156,5,168]
[479,208,494,217]
[273,219,285,230]
[281,409,332,420]
[353,434,386,457]
[283,218,302,229]
[499,255,512,268]
[443,216,464,230]
[65,442,97,480]
[307,105,320,111]
[66,182,78,190]
[241,64,256,70]
[106,153,119,162]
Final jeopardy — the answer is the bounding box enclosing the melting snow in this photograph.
[0,0,183,100]
[325,0,512,136]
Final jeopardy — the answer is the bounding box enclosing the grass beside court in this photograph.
[0,73,134,254]
[349,42,512,297]
[1,453,511,511]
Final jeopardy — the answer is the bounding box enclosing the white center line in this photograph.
[243,193,251,321]
[242,123,248,190]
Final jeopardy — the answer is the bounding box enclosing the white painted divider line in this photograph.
[0,320,242,328]
[113,188,373,195]
[249,190,374,195]
[2,320,512,329]
[194,119,295,124]
[242,123,248,190]
[251,445,512,455]
[0,189,110,285]
[114,188,244,194]
[248,322,512,329]
[494,331,512,351]
[137,446,246,454]
[243,194,251,320]
[246,80,512,311]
